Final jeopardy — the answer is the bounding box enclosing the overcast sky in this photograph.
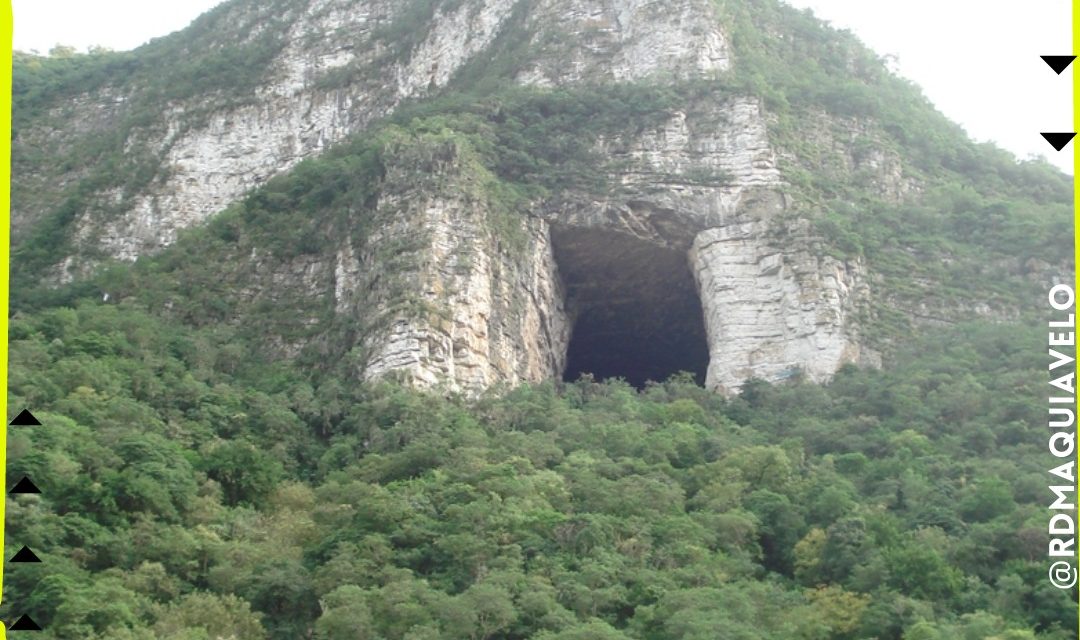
[11,0,1075,175]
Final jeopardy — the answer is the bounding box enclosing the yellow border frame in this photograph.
[1074,0,1079,630]
[0,2,11,638]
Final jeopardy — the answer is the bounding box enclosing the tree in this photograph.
[957,478,1015,523]
[315,585,377,640]
[49,44,78,58]
[533,620,633,639]
[744,490,805,574]
[200,440,284,506]
[883,542,963,602]
[242,559,320,640]
[805,585,870,637]
[794,528,827,585]
[153,592,267,640]
[819,517,869,584]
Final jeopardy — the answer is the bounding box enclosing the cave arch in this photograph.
[551,225,709,389]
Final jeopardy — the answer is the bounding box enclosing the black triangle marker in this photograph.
[1041,132,1076,151]
[1042,55,1076,74]
[9,478,41,494]
[9,410,40,426]
[9,614,41,630]
[10,547,41,563]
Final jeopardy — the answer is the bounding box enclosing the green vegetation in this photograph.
[5,298,1076,639]
[711,0,1072,343]
[11,81,689,319]
[13,0,1071,348]
[12,0,298,125]
[11,0,301,283]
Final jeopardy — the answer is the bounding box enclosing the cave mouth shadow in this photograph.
[552,225,709,390]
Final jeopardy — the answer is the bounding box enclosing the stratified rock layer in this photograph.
[15,0,880,394]
[335,99,871,394]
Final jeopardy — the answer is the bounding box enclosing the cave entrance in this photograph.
[552,226,709,389]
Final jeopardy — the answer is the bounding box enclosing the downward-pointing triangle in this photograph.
[9,477,41,494]
[9,410,40,426]
[1042,55,1076,74]
[1041,132,1076,151]
[10,546,41,563]
[9,614,41,630]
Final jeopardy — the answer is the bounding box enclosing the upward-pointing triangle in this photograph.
[10,547,41,563]
[9,614,41,630]
[1041,55,1076,74]
[9,410,40,426]
[9,477,41,494]
[1041,132,1076,151]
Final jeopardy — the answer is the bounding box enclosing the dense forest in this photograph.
[3,299,1077,638]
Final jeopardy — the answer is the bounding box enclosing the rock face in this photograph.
[353,142,571,393]
[691,220,874,393]
[42,0,732,267]
[77,0,522,263]
[516,0,730,85]
[15,0,880,395]
[332,99,871,394]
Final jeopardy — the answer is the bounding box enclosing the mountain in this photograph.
[6,1,1078,638]
[11,0,1071,396]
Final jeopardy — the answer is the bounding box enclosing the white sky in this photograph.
[10,0,1076,175]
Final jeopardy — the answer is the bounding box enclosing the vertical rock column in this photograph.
[357,154,571,395]
[689,220,869,394]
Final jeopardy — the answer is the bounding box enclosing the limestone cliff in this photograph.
[21,0,731,266]
[12,0,1070,395]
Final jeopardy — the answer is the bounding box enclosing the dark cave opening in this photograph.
[552,226,709,389]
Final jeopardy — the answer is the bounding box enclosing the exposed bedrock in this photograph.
[337,101,873,395]
[19,0,876,394]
